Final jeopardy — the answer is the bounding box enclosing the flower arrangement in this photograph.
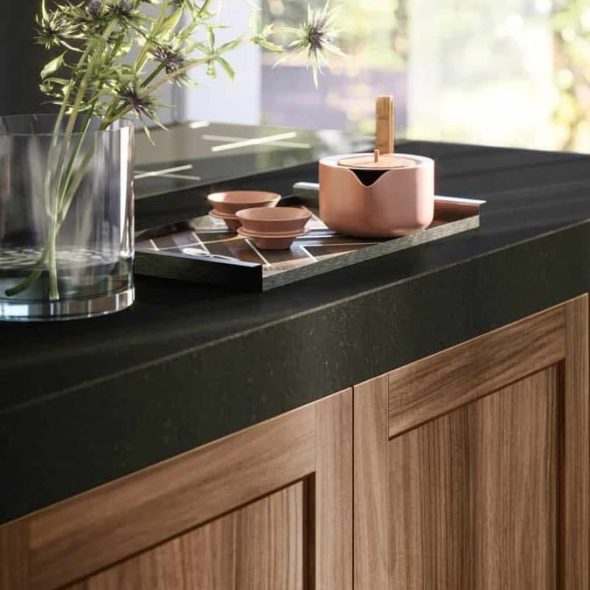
[7,0,341,301]
[35,0,341,133]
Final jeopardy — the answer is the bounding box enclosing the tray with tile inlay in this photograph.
[135,184,485,291]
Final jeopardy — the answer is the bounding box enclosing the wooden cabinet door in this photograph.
[354,296,589,590]
[0,390,352,590]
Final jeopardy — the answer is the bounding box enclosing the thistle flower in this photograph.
[36,0,342,136]
[87,0,102,19]
[107,0,139,23]
[153,45,187,76]
[118,84,155,119]
[287,4,343,86]
[35,7,80,49]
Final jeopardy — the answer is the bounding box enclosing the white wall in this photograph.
[175,0,262,125]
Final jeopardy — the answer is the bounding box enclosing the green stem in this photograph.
[4,270,44,298]
[100,61,165,130]
[134,0,169,74]
[57,22,117,168]
[57,109,94,210]
[141,62,166,88]
[58,149,94,224]
[45,23,117,300]
[144,57,211,94]
[101,57,211,127]
[47,223,59,301]
[43,48,89,215]
[4,143,90,299]
[5,26,116,300]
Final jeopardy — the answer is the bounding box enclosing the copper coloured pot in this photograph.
[319,153,435,238]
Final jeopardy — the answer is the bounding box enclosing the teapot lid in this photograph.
[337,150,415,170]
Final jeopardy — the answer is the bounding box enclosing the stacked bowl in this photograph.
[236,207,312,250]
[207,191,311,250]
[207,191,281,231]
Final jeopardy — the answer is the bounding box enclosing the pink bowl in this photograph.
[207,191,281,215]
[237,227,304,250]
[236,207,312,234]
[209,209,241,232]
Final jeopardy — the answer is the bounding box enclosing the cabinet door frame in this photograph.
[354,295,589,590]
[0,389,353,590]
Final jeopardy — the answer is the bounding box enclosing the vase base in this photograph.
[0,287,135,321]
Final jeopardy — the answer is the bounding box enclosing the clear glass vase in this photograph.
[0,114,134,321]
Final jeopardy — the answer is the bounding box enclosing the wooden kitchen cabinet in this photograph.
[0,390,352,590]
[2,297,588,590]
[354,295,589,590]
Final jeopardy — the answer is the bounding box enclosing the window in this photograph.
[177,0,590,152]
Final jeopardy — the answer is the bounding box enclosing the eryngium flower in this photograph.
[287,4,343,86]
[87,0,102,19]
[118,84,156,120]
[35,8,80,49]
[108,0,138,23]
[153,45,186,76]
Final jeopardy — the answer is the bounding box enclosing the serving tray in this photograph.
[135,183,485,291]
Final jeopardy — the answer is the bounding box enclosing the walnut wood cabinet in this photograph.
[1,296,588,590]
[0,391,353,590]
[354,295,589,589]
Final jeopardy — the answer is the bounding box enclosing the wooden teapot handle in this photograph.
[376,95,394,154]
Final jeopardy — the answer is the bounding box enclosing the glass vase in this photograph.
[0,115,134,321]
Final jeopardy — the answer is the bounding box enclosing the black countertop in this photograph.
[1,134,590,524]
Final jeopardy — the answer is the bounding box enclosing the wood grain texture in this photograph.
[315,389,353,590]
[375,95,394,154]
[388,367,560,589]
[562,295,590,589]
[388,303,566,437]
[63,483,304,590]
[235,483,303,590]
[353,375,389,590]
[0,521,29,590]
[355,296,589,590]
[26,404,316,590]
[0,388,355,590]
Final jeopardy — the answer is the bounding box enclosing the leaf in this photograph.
[41,53,65,80]
[207,26,216,50]
[252,36,284,53]
[160,7,184,38]
[216,56,235,79]
[143,124,155,145]
[191,42,209,54]
[219,38,242,53]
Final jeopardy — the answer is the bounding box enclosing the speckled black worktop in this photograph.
[1,138,590,524]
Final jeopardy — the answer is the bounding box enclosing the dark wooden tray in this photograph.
[135,183,485,291]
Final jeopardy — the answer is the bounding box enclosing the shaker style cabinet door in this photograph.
[0,390,352,590]
[354,296,589,590]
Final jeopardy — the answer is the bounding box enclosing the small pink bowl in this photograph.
[238,227,305,250]
[236,207,312,234]
[207,191,281,215]
[209,209,241,232]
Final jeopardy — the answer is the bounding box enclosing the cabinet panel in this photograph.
[65,482,304,590]
[387,303,565,437]
[389,367,559,589]
[355,296,589,590]
[0,390,353,590]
